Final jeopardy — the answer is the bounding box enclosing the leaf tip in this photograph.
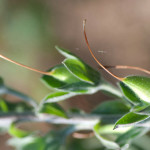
[113,125,118,130]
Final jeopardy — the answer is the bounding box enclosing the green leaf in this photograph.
[92,100,130,115]
[0,99,8,112]
[42,64,79,87]
[55,45,79,59]
[41,64,93,93]
[43,91,77,103]
[114,112,149,129]
[42,47,123,97]
[121,76,150,105]
[9,121,30,138]
[63,58,100,85]
[116,127,149,147]
[42,47,101,92]
[8,135,45,150]
[120,82,141,105]
[93,123,120,150]
[38,103,67,118]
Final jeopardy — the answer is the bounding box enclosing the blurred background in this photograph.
[1,0,150,149]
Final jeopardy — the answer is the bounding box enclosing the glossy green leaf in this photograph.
[55,46,79,59]
[116,127,149,147]
[41,64,77,88]
[114,112,149,129]
[121,76,150,105]
[41,47,123,97]
[120,82,142,105]
[9,121,30,138]
[38,103,67,118]
[43,91,77,103]
[63,58,100,85]
[93,123,120,150]
[41,64,93,93]
[92,100,130,115]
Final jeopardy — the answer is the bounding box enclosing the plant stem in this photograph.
[100,79,123,98]
[5,87,37,108]
[0,112,121,128]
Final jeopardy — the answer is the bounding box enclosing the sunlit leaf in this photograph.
[121,76,150,105]
[114,112,149,129]
[41,64,93,93]
[63,58,100,85]
[42,64,78,87]
[55,46,79,59]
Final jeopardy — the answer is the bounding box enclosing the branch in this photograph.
[4,87,38,108]
[0,112,121,128]
[1,113,149,132]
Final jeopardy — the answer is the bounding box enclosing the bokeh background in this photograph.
[1,0,150,149]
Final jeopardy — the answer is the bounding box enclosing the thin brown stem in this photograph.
[83,19,124,81]
[0,54,51,76]
[99,65,150,75]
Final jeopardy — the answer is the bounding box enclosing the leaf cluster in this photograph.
[1,47,150,150]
